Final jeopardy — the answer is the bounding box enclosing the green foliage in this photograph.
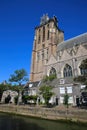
[43,74,56,82]
[74,76,86,83]
[39,85,54,105]
[0,84,22,92]
[43,76,49,82]
[9,68,28,85]
[0,84,10,91]
[49,74,57,81]
[8,69,28,105]
[12,85,24,92]
[22,95,38,104]
[22,95,29,103]
[63,94,69,108]
[30,95,38,103]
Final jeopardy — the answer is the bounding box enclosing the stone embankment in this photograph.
[0,104,87,122]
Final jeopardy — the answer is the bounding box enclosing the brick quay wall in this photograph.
[0,104,87,123]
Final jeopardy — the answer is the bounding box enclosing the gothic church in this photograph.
[28,15,87,105]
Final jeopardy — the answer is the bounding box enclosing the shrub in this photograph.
[63,94,69,108]
[39,85,54,106]
[43,75,49,82]
[48,74,57,81]
[22,95,29,104]
[22,95,38,104]
[43,74,56,82]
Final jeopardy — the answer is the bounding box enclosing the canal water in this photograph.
[0,113,87,130]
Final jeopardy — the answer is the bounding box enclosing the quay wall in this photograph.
[0,104,87,122]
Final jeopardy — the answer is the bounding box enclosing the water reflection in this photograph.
[0,113,87,130]
[0,113,44,130]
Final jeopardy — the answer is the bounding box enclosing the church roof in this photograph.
[57,33,87,51]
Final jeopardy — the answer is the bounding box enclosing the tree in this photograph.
[74,59,87,88]
[39,85,54,106]
[63,93,69,114]
[9,69,28,105]
[9,69,28,86]
[63,94,69,108]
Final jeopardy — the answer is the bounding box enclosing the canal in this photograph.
[0,112,87,130]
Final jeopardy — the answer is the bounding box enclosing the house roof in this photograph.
[57,33,87,51]
[24,81,40,89]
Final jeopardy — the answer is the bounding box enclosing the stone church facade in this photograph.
[29,15,87,105]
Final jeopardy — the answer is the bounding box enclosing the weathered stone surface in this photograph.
[1,90,18,104]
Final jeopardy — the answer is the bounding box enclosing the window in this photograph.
[47,48,48,54]
[38,36,40,43]
[80,68,87,75]
[60,87,65,94]
[46,48,49,60]
[66,87,72,94]
[81,85,86,89]
[47,24,49,40]
[38,29,40,44]
[42,26,45,42]
[63,64,72,77]
[50,67,56,75]
[60,79,65,84]
[47,30,49,40]
[42,50,44,60]
[29,84,33,88]
[80,59,87,75]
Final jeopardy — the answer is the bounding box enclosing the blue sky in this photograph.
[0,0,87,83]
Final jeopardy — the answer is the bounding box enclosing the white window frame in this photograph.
[60,87,65,94]
[66,86,72,94]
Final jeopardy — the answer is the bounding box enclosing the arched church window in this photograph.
[50,67,56,75]
[38,29,40,44]
[47,48,48,55]
[42,50,44,60]
[80,59,87,75]
[42,26,45,42]
[47,24,49,40]
[63,64,72,77]
[47,30,49,40]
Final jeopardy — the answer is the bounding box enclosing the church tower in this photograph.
[30,14,64,82]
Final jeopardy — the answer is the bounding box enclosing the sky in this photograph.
[0,0,87,83]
